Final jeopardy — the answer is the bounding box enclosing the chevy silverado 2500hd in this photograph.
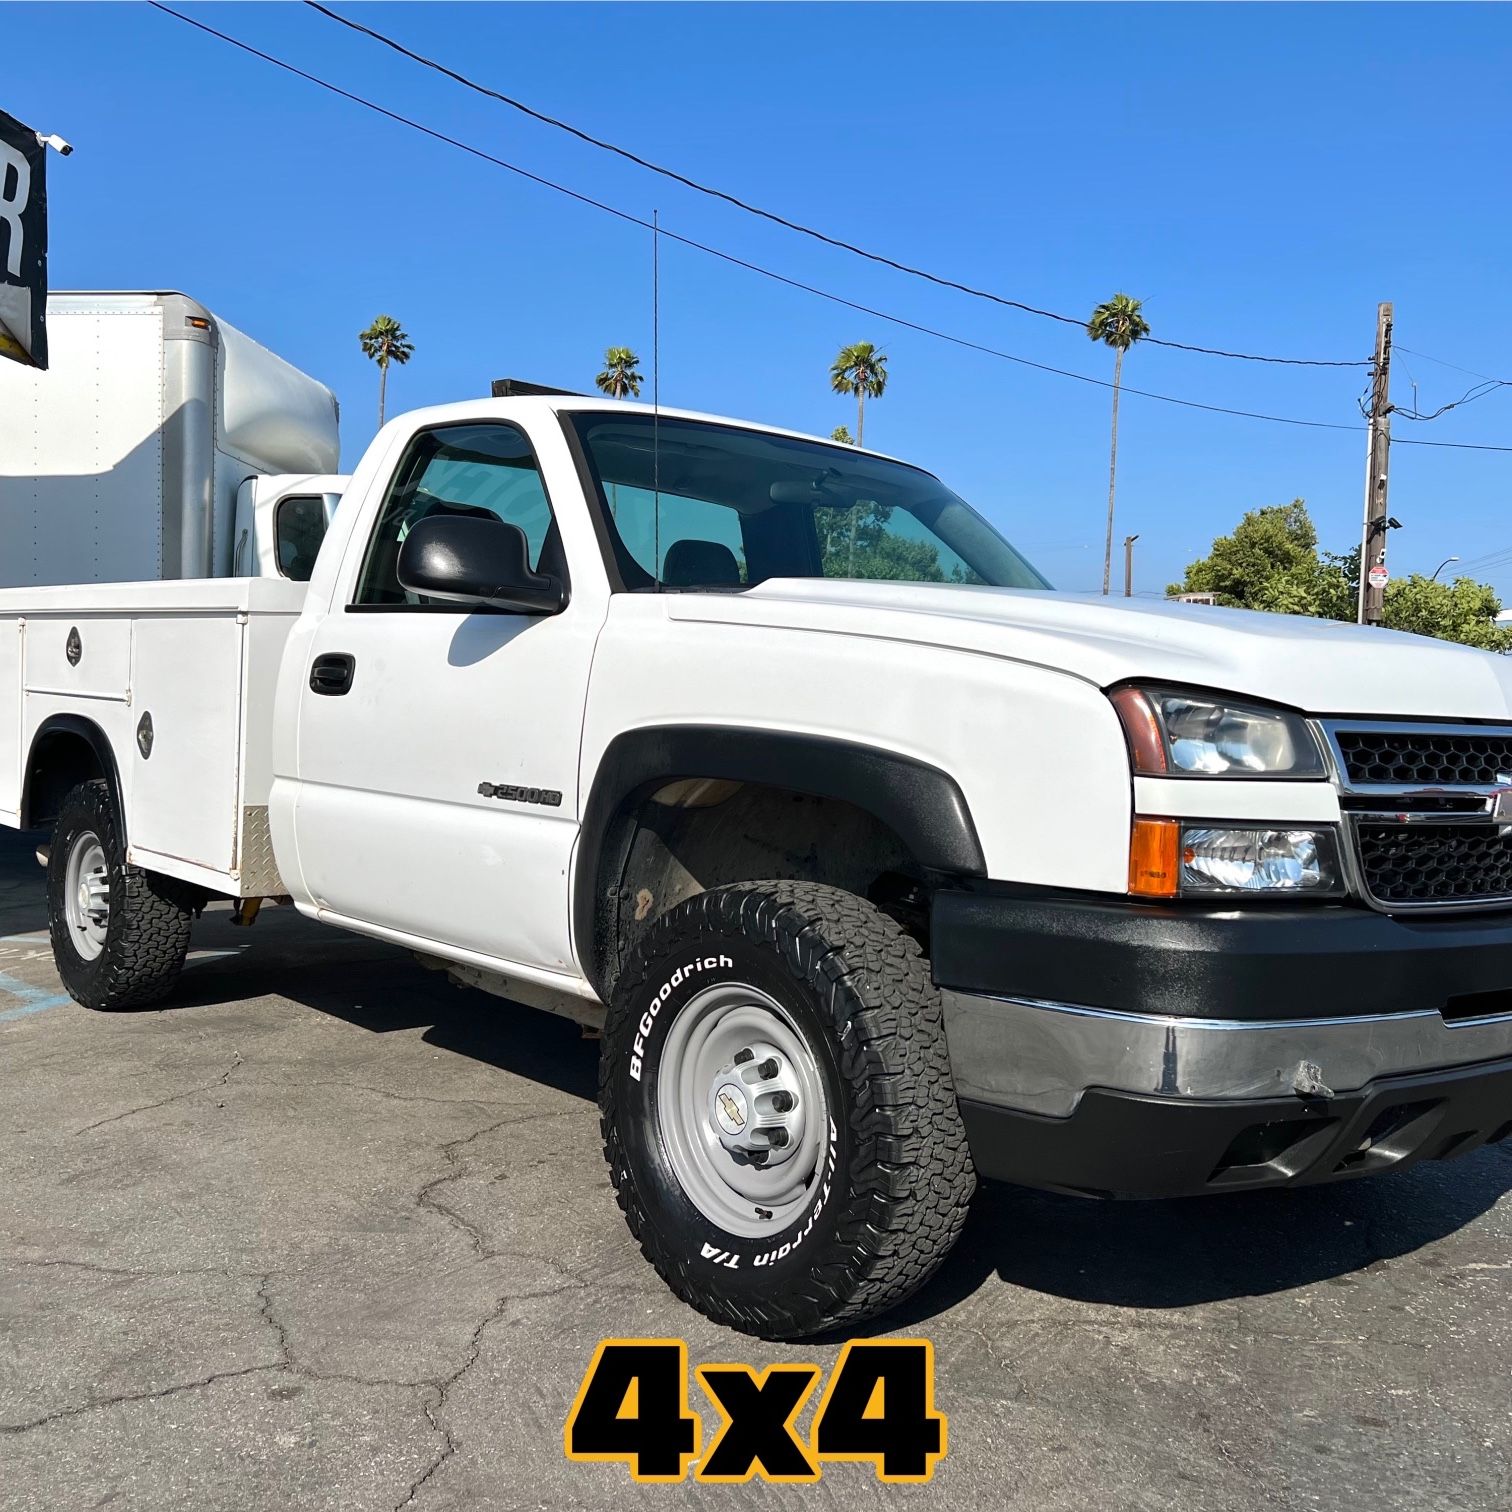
[4,395,1512,1338]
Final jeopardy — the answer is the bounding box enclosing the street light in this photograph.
[1430,555,1460,582]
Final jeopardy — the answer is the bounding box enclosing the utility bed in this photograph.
[0,578,306,894]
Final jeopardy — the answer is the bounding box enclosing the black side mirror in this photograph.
[397,514,565,614]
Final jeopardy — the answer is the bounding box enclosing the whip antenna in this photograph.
[652,208,662,591]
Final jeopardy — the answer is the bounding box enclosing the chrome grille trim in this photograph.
[1322,718,1512,797]
[1319,719,1512,913]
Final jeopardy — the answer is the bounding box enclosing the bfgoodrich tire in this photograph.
[47,779,192,1011]
[600,880,975,1338]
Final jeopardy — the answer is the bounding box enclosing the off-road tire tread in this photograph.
[600,880,975,1338]
[49,779,192,1011]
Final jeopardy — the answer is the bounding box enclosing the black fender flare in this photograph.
[574,725,985,994]
[21,714,126,833]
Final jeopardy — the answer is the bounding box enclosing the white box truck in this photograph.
[0,291,345,586]
[4,392,1512,1340]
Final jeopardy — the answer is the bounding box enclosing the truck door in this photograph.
[289,418,605,977]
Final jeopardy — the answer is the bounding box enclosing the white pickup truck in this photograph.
[4,394,1512,1338]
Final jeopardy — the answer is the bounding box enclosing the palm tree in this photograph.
[831,425,854,445]
[1087,293,1150,595]
[830,342,888,448]
[595,346,643,400]
[358,315,414,429]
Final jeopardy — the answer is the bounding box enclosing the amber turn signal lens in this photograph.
[1109,686,1168,775]
[1128,817,1181,898]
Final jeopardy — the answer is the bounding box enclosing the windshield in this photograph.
[566,412,1051,592]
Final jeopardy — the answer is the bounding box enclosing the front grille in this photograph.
[1355,822,1512,905]
[1335,729,1512,787]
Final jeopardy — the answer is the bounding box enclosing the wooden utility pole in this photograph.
[1357,302,1393,625]
[1123,534,1139,597]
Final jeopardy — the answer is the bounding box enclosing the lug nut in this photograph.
[757,1057,779,1079]
[772,1091,795,1113]
[768,1128,789,1148]
[733,1049,754,1065]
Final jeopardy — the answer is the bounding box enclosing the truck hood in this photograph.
[665,580,1512,720]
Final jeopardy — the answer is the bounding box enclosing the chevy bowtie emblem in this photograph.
[717,1089,746,1129]
[1494,776,1512,825]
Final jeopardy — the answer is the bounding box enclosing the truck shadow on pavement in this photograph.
[173,924,1512,1327]
[866,1144,1512,1332]
[168,929,604,1104]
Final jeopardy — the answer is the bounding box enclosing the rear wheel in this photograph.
[47,780,192,1010]
[600,880,975,1338]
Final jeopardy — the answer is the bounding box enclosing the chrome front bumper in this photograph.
[944,991,1512,1119]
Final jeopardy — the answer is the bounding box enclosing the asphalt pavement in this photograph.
[1,825,1509,1511]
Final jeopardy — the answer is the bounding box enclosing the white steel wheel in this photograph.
[655,981,829,1239]
[601,880,976,1339]
[47,779,192,1011]
[63,830,110,962]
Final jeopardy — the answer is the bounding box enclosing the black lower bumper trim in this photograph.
[960,1055,1512,1199]
[931,888,1512,1021]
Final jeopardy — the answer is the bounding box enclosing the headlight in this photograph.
[1181,827,1342,894]
[1109,686,1326,778]
[1129,819,1344,898]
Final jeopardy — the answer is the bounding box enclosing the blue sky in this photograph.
[6,1,1510,595]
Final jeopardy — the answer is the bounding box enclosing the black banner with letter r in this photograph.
[0,106,47,369]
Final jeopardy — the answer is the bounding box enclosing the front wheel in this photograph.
[599,881,975,1338]
[47,779,192,1010]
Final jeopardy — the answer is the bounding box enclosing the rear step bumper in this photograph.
[957,1055,1512,1198]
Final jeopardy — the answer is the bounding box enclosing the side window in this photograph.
[608,484,748,587]
[274,495,328,582]
[353,422,558,606]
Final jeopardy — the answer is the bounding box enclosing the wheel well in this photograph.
[23,720,119,832]
[593,779,934,999]
[574,726,985,1001]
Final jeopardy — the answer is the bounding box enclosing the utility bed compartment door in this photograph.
[25,616,133,700]
[129,617,243,874]
[0,620,19,819]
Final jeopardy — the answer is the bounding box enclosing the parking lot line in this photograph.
[0,969,71,1021]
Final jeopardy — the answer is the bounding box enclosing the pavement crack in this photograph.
[257,1273,296,1371]
[966,1324,1030,1402]
[241,1079,516,1109]
[12,1257,262,1283]
[413,1107,581,1261]
[394,1276,592,1509]
[72,1052,244,1134]
[0,1365,281,1434]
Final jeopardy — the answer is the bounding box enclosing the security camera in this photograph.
[37,133,73,156]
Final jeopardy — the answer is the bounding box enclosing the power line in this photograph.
[1391,377,1510,423]
[1396,344,1508,387]
[1356,371,1512,424]
[1456,546,1512,575]
[1392,434,1512,453]
[146,3,1512,455]
[303,0,1368,371]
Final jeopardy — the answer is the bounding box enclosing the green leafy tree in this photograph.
[1170,500,1512,650]
[814,499,944,581]
[830,424,854,445]
[829,342,888,448]
[1168,501,1326,611]
[358,315,414,429]
[1386,575,1512,651]
[595,346,642,399]
[1088,293,1151,597]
